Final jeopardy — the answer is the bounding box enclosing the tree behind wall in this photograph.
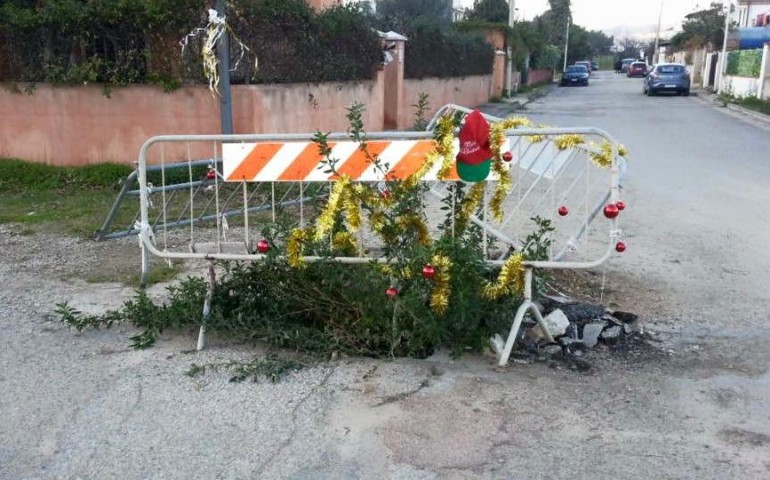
[465,0,509,23]
[375,0,494,79]
[670,2,728,50]
[376,0,453,31]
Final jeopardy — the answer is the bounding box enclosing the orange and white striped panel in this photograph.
[223,140,510,182]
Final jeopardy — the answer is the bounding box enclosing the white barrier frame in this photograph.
[136,127,621,365]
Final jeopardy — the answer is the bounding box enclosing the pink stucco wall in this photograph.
[0,77,384,166]
[527,69,554,86]
[401,75,493,129]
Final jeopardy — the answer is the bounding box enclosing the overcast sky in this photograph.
[461,0,709,36]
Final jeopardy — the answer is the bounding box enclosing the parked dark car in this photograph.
[643,63,691,96]
[620,58,636,73]
[560,65,590,86]
[627,62,648,77]
[575,61,592,76]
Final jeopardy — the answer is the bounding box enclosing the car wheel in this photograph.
[682,89,690,97]
[647,88,655,97]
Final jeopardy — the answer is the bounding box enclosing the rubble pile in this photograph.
[511,296,645,370]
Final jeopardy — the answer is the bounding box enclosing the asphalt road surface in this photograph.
[2,71,770,479]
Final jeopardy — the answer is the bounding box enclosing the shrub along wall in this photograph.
[403,21,495,79]
[0,0,381,87]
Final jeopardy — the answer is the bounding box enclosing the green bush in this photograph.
[227,1,381,84]
[0,0,381,87]
[402,21,495,79]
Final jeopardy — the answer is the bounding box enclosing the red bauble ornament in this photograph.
[615,241,626,253]
[502,151,513,162]
[422,264,436,280]
[206,169,217,180]
[257,239,270,254]
[603,204,619,219]
[615,200,626,211]
[386,287,398,298]
[380,189,391,200]
[558,205,569,217]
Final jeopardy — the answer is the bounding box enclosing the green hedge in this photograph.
[403,21,495,79]
[0,0,381,87]
[726,49,763,78]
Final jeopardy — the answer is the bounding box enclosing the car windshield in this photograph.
[657,65,685,74]
[567,66,587,73]
[632,63,645,67]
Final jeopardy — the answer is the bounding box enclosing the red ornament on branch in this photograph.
[502,151,513,162]
[603,204,619,219]
[422,264,436,280]
[257,239,270,254]
[558,205,569,217]
[615,241,626,253]
[386,287,399,298]
[380,189,391,200]
[206,169,217,180]
[616,200,626,211]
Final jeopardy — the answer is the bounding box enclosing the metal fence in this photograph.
[130,107,624,365]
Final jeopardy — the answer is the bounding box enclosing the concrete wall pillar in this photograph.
[492,51,506,99]
[758,43,770,100]
[383,36,407,130]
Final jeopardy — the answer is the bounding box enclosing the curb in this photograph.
[693,89,770,127]
[724,103,770,125]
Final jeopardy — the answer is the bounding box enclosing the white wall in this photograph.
[722,75,759,98]
[703,52,718,89]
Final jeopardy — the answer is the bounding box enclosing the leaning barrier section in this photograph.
[135,119,624,366]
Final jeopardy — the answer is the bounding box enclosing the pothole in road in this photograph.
[500,295,664,372]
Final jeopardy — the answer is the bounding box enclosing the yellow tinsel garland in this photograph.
[341,187,362,231]
[554,134,586,150]
[314,175,350,242]
[332,231,358,256]
[433,116,458,181]
[481,253,526,300]
[587,141,630,169]
[429,255,453,315]
[455,182,487,234]
[487,118,531,222]
[287,227,312,268]
[397,214,432,246]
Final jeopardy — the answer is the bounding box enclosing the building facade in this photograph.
[734,0,770,28]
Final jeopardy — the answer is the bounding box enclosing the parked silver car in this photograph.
[643,63,691,96]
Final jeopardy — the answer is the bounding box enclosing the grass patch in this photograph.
[0,159,133,236]
[83,262,183,287]
[736,97,770,116]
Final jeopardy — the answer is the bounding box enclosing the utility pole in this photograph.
[718,0,731,94]
[216,0,233,135]
[504,0,516,96]
[563,16,571,72]
[653,0,664,65]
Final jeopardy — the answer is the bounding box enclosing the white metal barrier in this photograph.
[135,112,625,365]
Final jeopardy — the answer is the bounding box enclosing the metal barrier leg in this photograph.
[197,260,216,351]
[498,268,554,366]
[140,238,150,289]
